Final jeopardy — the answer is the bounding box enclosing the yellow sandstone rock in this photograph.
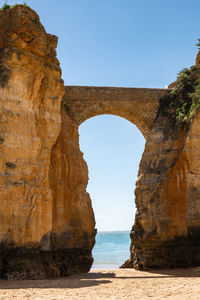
[1,4,200,279]
[0,5,64,278]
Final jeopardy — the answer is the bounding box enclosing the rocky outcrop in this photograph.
[195,49,200,65]
[122,87,200,270]
[0,5,65,279]
[49,104,96,275]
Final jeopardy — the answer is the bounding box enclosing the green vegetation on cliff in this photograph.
[0,2,27,11]
[0,3,10,10]
[160,65,200,125]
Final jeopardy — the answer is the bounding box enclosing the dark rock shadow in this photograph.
[1,268,200,290]
[142,268,200,278]
[0,275,112,290]
[89,268,200,279]
[116,267,200,279]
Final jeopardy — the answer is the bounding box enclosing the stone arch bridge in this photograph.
[55,84,200,272]
[63,86,167,138]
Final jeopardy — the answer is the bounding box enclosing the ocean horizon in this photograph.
[91,230,131,270]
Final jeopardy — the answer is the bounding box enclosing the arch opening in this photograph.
[79,114,145,269]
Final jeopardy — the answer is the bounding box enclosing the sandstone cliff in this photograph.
[1,4,200,279]
[122,60,200,269]
[0,5,64,279]
[49,104,96,274]
[0,5,96,279]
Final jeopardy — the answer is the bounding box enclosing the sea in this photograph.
[91,231,130,270]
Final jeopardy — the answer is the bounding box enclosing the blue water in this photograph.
[92,231,130,270]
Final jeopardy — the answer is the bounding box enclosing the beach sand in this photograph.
[0,268,200,299]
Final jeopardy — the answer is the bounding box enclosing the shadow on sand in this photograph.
[0,268,200,290]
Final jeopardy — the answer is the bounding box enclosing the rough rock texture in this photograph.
[49,104,96,275]
[1,4,200,280]
[122,104,200,270]
[0,5,65,279]
[195,49,200,65]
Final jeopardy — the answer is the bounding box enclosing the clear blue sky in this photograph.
[7,0,200,230]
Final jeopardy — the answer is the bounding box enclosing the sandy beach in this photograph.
[0,268,200,299]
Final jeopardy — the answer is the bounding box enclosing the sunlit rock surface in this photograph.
[49,106,96,274]
[1,4,200,280]
[123,92,200,270]
[0,5,64,279]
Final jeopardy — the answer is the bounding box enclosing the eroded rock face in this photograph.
[0,5,64,278]
[122,104,200,270]
[49,105,96,274]
[195,49,200,65]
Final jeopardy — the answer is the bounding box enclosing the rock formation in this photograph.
[0,5,65,279]
[0,5,95,279]
[49,105,96,275]
[122,62,200,269]
[1,4,200,279]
